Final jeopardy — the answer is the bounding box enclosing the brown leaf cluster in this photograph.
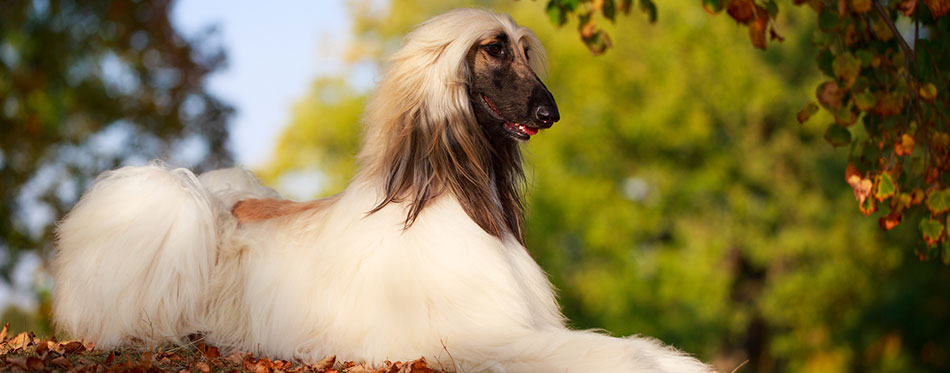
[0,325,442,373]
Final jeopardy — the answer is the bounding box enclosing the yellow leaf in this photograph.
[852,0,872,13]
[919,82,938,101]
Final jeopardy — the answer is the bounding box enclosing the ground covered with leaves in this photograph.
[0,324,438,372]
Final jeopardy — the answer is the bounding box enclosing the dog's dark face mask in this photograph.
[468,33,559,142]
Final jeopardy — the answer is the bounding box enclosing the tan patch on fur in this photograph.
[232,197,336,223]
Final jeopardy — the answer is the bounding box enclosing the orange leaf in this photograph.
[919,82,938,101]
[894,133,916,155]
[879,211,902,230]
[797,102,820,124]
[196,362,211,373]
[922,0,950,17]
[727,0,756,23]
[899,0,918,15]
[313,355,336,371]
[749,15,768,49]
[852,0,872,13]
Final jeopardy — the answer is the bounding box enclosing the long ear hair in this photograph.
[358,9,547,243]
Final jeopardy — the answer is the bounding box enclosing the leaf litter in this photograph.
[0,323,440,372]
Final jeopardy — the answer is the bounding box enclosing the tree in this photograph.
[546,0,950,259]
[0,0,232,277]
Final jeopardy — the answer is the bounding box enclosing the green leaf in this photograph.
[766,0,779,17]
[824,124,852,147]
[817,49,835,77]
[603,0,617,21]
[547,3,566,26]
[875,172,896,201]
[819,9,839,30]
[855,50,873,67]
[833,52,862,88]
[702,0,723,13]
[854,91,875,112]
[797,102,820,124]
[920,217,945,246]
[639,0,657,22]
[927,189,950,214]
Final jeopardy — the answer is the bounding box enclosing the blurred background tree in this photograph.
[0,0,231,332]
[265,0,950,371]
[550,0,950,260]
[2,0,948,371]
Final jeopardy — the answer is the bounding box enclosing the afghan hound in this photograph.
[52,9,711,372]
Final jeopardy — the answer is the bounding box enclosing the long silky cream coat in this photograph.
[52,9,711,373]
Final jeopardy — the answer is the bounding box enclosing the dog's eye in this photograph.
[484,43,505,58]
[523,47,530,59]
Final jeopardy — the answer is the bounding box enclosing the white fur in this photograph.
[52,9,712,373]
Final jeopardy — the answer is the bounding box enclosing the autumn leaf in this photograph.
[894,133,916,156]
[50,356,74,370]
[920,217,945,245]
[879,212,902,230]
[703,0,724,14]
[919,82,938,100]
[846,164,874,209]
[874,91,905,116]
[6,356,46,370]
[875,172,896,201]
[835,105,858,126]
[748,14,769,49]
[922,0,950,18]
[927,189,950,214]
[824,124,851,147]
[852,0,872,12]
[817,81,843,109]
[933,132,949,150]
[797,102,820,123]
[727,0,756,23]
[853,91,875,111]
[860,194,878,215]
[313,355,336,371]
[899,0,918,15]
[833,52,862,88]
[61,340,85,354]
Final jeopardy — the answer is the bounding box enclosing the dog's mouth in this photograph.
[482,95,539,141]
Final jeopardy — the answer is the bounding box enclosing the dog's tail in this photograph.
[51,162,275,348]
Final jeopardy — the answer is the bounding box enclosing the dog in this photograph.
[52,9,711,372]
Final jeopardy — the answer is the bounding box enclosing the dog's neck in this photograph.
[360,112,526,244]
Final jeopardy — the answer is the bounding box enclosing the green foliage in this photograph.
[0,0,232,271]
[550,0,950,255]
[268,0,950,371]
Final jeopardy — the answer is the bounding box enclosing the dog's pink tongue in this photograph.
[523,126,538,136]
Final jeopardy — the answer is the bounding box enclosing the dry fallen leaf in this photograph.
[50,356,74,370]
[196,361,212,372]
[61,340,85,354]
[313,355,337,371]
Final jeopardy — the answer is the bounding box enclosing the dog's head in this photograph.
[362,9,557,242]
[467,29,559,141]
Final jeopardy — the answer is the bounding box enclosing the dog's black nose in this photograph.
[535,105,559,125]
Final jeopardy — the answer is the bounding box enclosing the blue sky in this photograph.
[172,1,353,168]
